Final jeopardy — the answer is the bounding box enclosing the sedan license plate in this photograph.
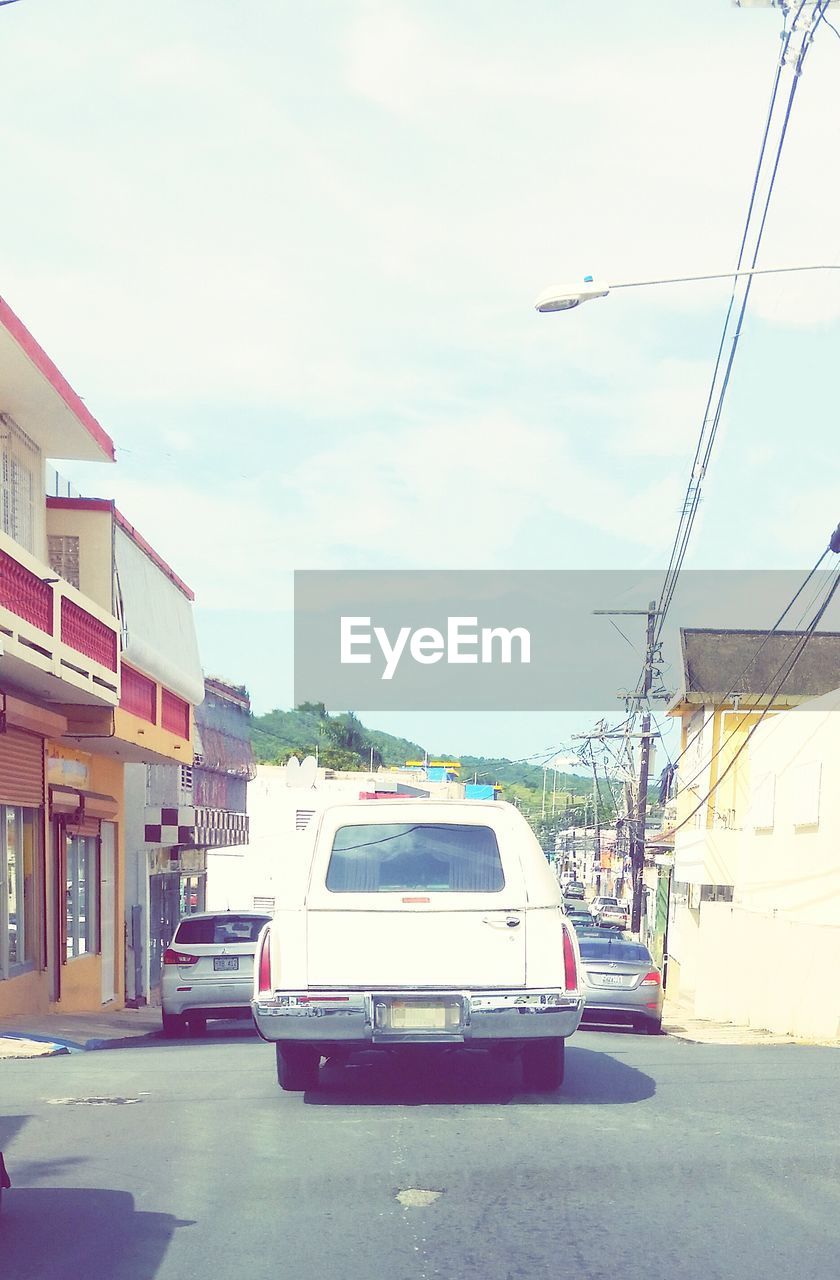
[213,957,239,972]
[598,974,625,986]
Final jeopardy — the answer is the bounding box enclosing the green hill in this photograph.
[247,705,622,846]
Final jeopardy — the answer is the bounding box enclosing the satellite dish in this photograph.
[286,755,318,789]
[298,755,318,789]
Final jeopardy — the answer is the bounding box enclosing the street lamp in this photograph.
[534,264,840,313]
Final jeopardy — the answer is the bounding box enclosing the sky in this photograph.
[3,0,839,764]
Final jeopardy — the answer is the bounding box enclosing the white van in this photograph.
[252,799,584,1091]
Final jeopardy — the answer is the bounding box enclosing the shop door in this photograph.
[149,873,181,997]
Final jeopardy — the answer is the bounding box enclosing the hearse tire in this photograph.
[521,1037,565,1091]
[276,1043,321,1091]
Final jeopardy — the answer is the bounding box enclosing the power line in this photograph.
[662,569,840,840]
[653,1,831,647]
[664,540,836,781]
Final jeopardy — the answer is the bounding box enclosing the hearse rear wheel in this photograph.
[521,1037,565,1091]
[276,1043,321,1091]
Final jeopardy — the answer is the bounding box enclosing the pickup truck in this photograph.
[252,799,584,1092]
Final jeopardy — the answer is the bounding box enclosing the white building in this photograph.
[689,685,840,1040]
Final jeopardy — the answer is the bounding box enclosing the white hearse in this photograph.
[252,799,584,1091]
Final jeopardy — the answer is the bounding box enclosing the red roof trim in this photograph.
[46,496,195,601]
[47,496,113,513]
[0,294,116,462]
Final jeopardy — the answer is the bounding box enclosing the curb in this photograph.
[0,1029,162,1057]
[0,1036,71,1059]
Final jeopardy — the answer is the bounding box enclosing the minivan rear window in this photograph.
[326,823,505,893]
[174,915,270,944]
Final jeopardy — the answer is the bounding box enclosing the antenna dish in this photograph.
[286,755,318,788]
[298,755,318,789]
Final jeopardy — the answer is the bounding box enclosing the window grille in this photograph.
[0,415,38,553]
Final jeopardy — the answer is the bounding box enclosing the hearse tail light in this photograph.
[257,927,272,994]
[562,926,578,992]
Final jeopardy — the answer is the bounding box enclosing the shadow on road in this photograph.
[154,1020,259,1046]
[304,1043,655,1106]
[0,1115,29,1149]
[0,1187,194,1279]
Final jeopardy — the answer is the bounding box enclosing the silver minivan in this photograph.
[161,910,272,1036]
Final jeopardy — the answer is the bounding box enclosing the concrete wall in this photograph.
[694,902,840,1041]
[45,503,112,609]
[738,687,840,925]
[674,827,740,886]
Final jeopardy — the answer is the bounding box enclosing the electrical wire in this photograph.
[675,567,839,797]
[662,570,840,839]
[664,542,835,779]
[653,1,829,648]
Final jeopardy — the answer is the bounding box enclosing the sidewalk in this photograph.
[0,1006,164,1059]
[662,994,803,1046]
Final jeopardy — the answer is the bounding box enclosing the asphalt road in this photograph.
[1,1025,839,1280]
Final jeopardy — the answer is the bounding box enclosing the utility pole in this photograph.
[629,601,657,933]
[590,601,663,934]
[592,768,601,893]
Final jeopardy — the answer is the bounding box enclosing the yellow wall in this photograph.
[0,968,49,1018]
[114,706,194,765]
[45,745,126,1015]
[710,709,767,827]
[45,505,113,612]
[54,954,101,1012]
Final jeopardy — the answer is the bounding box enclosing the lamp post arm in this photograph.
[610,264,840,291]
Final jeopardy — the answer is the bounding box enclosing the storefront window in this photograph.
[66,833,98,959]
[179,874,204,917]
[2,805,38,978]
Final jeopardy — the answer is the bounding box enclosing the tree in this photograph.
[326,712,383,767]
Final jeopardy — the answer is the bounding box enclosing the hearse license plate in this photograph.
[380,1000,460,1031]
[214,957,239,972]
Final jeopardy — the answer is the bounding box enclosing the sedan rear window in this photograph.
[578,940,653,965]
[326,823,505,893]
[174,916,270,945]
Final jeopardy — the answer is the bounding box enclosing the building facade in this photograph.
[124,678,254,1004]
[665,627,840,1017]
[0,295,202,1017]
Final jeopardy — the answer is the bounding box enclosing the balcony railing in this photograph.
[0,528,120,704]
[0,546,53,633]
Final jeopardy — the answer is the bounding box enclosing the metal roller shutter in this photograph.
[0,727,45,807]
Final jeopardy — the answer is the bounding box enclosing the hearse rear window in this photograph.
[326,823,505,893]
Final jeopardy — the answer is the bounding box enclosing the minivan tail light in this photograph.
[562,926,578,992]
[163,948,198,966]
[641,971,661,986]
[257,930,272,994]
